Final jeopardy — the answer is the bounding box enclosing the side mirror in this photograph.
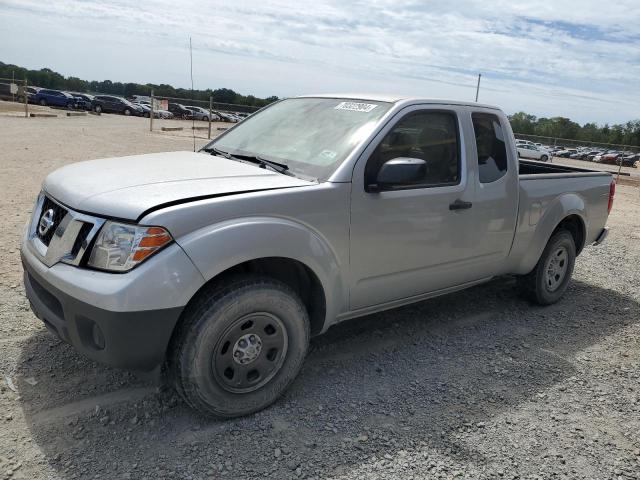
[368,158,427,192]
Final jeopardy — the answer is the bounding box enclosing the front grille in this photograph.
[36,196,68,246]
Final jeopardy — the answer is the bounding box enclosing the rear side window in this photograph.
[472,113,508,183]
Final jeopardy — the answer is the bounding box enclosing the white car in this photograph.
[517,143,551,162]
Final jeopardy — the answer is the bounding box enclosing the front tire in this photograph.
[94,105,102,113]
[39,99,47,106]
[123,108,131,116]
[540,155,549,162]
[517,230,576,305]
[168,276,310,418]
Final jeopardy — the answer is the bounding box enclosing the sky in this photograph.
[1,0,639,124]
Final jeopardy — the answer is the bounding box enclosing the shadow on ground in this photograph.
[15,278,639,478]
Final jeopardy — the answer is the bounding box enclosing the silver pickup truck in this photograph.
[21,94,614,417]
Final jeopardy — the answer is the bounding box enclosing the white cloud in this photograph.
[1,0,638,123]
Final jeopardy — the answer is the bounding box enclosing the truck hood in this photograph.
[43,151,314,220]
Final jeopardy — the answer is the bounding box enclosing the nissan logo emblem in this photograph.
[38,209,55,236]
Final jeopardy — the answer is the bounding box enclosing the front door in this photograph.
[349,106,477,310]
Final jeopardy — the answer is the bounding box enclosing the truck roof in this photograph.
[297,93,501,111]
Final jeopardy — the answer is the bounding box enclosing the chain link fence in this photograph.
[143,92,261,139]
[514,132,640,154]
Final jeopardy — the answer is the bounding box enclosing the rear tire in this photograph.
[517,230,576,305]
[167,276,310,418]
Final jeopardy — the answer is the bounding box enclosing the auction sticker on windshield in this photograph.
[334,102,378,112]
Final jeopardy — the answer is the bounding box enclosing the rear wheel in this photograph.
[517,230,576,305]
[123,108,131,116]
[167,276,310,417]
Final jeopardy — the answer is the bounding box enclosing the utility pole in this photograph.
[475,74,482,102]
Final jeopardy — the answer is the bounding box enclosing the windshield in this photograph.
[204,97,392,181]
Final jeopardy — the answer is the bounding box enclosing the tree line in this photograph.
[2,61,638,146]
[509,112,640,147]
[0,61,279,108]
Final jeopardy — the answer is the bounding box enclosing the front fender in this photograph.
[176,216,345,326]
[513,192,586,275]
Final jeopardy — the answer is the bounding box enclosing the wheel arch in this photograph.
[512,192,587,275]
[181,256,327,336]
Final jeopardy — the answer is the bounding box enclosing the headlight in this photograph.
[87,221,172,272]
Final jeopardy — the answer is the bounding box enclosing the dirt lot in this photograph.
[1,113,639,480]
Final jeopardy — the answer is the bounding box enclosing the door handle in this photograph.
[449,199,473,211]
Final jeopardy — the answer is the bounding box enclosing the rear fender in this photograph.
[514,193,586,275]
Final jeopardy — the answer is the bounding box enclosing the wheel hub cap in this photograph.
[544,246,568,292]
[232,333,263,365]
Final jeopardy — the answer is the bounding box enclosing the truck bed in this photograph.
[509,159,612,275]
[518,159,609,178]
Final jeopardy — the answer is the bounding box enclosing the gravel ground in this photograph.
[1,113,639,480]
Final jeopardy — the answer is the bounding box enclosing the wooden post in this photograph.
[208,96,213,139]
[24,78,28,118]
[150,90,154,131]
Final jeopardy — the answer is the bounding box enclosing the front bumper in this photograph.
[21,240,205,371]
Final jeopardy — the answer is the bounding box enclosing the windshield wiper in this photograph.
[204,147,293,176]
[232,153,291,175]
[203,146,232,158]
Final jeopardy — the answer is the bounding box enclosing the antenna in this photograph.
[475,73,482,102]
[190,36,196,152]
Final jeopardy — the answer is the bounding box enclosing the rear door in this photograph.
[465,110,519,272]
[349,105,478,310]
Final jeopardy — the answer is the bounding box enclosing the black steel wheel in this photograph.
[167,276,310,418]
[212,312,288,393]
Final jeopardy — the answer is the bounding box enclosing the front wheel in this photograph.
[167,276,310,418]
[123,108,131,116]
[517,230,576,305]
[94,105,102,113]
[540,155,549,162]
[39,99,47,106]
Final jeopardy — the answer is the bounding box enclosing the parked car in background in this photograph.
[555,149,578,158]
[185,106,219,121]
[597,153,621,165]
[215,110,239,122]
[33,89,77,109]
[17,86,41,104]
[133,102,152,118]
[517,143,550,162]
[168,103,193,119]
[69,93,95,111]
[0,82,17,101]
[583,151,602,161]
[93,95,144,116]
[619,154,639,167]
